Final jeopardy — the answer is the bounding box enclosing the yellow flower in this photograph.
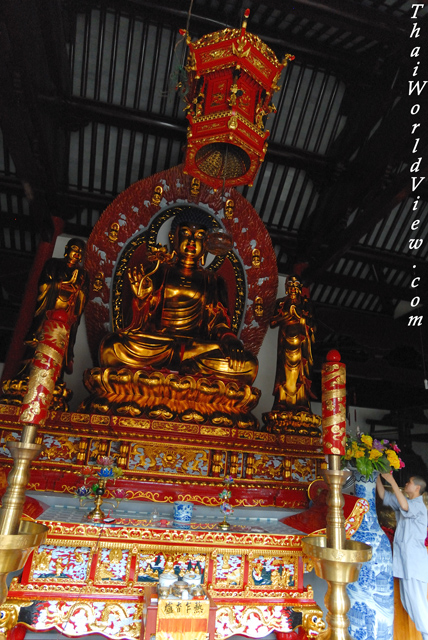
[354,448,365,459]
[386,449,397,461]
[344,448,353,460]
[369,449,382,460]
[386,450,400,469]
[361,435,373,448]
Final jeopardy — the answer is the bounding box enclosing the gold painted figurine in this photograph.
[108,222,120,243]
[270,276,315,412]
[23,239,89,377]
[224,199,235,220]
[1,239,89,410]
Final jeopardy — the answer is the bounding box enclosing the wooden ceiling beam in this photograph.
[298,81,428,274]
[113,0,407,43]
[39,94,332,172]
[269,229,428,277]
[0,0,72,240]
[303,151,428,284]
[311,270,413,303]
[264,0,408,42]
[314,303,426,353]
[96,0,395,77]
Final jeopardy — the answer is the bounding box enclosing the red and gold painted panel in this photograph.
[2,519,324,640]
[0,405,324,509]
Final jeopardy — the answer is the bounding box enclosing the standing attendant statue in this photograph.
[270,276,315,412]
[1,238,90,409]
[25,238,89,377]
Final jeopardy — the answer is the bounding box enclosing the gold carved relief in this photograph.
[151,185,163,205]
[214,554,243,588]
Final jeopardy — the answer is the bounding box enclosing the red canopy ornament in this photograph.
[180,9,294,189]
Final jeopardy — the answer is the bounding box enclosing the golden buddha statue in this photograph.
[99,208,258,385]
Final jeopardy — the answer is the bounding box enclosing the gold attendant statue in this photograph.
[262,275,320,434]
[99,208,258,385]
[1,238,89,410]
[26,238,89,377]
[270,276,315,411]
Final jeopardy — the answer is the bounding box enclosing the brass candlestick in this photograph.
[0,430,48,604]
[303,457,372,640]
[302,352,372,640]
[87,478,108,522]
[0,310,72,604]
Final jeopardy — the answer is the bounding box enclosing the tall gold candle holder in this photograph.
[0,432,48,604]
[302,351,372,640]
[0,310,72,604]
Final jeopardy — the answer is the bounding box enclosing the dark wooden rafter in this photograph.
[296,23,428,268]
[86,0,410,80]
[105,0,409,42]
[302,150,428,284]
[0,0,72,239]
[38,94,332,175]
[369,264,395,315]
[298,77,428,277]
[264,0,409,41]
[269,229,428,277]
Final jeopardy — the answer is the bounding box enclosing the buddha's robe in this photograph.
[100,263,257,384]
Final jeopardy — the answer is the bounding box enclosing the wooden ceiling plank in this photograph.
[303,150,428,283]
[94,0,393,77]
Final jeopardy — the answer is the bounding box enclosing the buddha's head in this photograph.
[170,208,214,267]
[64,238,85,267]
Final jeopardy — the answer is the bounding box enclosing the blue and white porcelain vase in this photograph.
[173,501,194,529]
[347,469,394,640]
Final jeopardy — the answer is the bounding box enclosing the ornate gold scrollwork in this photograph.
[0,603,25,639]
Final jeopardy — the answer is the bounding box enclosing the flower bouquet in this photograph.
[342,431,405,480]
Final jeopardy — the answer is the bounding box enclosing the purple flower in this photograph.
[372,439,384,451]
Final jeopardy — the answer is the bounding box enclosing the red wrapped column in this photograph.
[0,309,72,535]
[1,216,64,383]
[20,309,72,433]
[321,349,346,456]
